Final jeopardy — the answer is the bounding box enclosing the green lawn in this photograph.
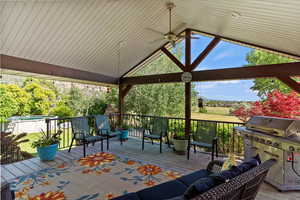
[192,106,242,123]
[19,132,41,155]
[206,106,231,115]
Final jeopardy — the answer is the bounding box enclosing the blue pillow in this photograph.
[210,154,261,183]
[183,177,217,199]
[209,166,242,183]
[237,154,261,173]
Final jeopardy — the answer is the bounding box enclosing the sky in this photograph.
[187,35,259,101]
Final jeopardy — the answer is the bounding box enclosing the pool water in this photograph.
[8,115,54,121]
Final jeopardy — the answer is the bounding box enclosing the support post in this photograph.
[118,84,133,126]
[185,29,192,137]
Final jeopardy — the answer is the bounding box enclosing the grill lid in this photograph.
[246,116,300,137]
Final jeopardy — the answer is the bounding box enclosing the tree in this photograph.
[6,84,31,115]
[86,97,107,116]
[106,44,198,117]
[0,84,19,121]
[233,90,300,122]
[50,101,75,118]
[0,84,31,121]
[246,50,297,98]
[23,78,56,115]
[66,87,86,116]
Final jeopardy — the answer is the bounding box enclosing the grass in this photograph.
[205,107,231,115]
[19,132,40,155]
[192,106,242,123]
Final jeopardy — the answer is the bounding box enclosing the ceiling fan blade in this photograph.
[145,28,165,36]
[176,34,199,40]
[171,22,187,34]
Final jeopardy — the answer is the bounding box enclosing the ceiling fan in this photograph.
[147,2,199,47]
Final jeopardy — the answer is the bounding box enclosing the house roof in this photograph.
[1,0,300,85]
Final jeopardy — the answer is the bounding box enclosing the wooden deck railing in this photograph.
[1,114,244,164]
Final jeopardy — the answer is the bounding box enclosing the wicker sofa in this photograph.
[112,158,276,200]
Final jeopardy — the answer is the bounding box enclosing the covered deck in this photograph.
[1,138,299,200]
[1,1,300,199]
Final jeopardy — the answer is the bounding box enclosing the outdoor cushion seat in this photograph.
[144,134,161,139]
[112,192,140,200]
[177,169,210,187]
[76,135,104,142]
[191,141,212,148]
[112,156,273,200]
[101,131,121,137]
[136,180,187,200]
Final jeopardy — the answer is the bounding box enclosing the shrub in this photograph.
[0,131,33,164]
[50,104,74,118]
[31,130,62,148]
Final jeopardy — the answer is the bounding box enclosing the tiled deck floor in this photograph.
[1,138,299,200]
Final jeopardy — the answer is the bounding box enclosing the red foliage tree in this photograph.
[233,90,300,122]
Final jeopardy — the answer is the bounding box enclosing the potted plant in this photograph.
[118,124,130,140]
[172,126,189,155]
[32,130,62,161]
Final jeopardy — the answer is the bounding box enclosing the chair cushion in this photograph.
[112,192,140,200]
[137,180,187,200]
[236,154,261,173]
[191,141,212,148]
[210,154,261,183]
[177,169,210,187]
[144,134,161,139]
[184,176,217,199]
[76,135,104,142]
[102,131,121,137]
[210,166,242,183]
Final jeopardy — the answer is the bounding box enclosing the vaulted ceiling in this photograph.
[1,0,300,84]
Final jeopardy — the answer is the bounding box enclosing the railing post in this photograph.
[46,118,50,138]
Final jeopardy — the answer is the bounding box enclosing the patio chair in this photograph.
[142,117,170,153]
[69,117,104,157]
[187,121,218,161]
[94,115,122,150]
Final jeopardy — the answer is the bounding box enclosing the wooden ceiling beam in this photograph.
[161,47,185,71]
[277,76,300,93]
[190,28,300,60]
[1,54,118,85]
[190,37,221,71]
[121,62,300,85]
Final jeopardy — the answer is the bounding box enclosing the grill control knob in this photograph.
[254,137,259,142]
[266,140,272,145]
[273,142,280,148]
[289,146,295,152]
[259,138,265,144]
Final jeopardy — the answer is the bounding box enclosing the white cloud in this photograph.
[213,51,234,61]
[196,80,241,90]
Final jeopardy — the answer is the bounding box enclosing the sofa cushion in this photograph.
[184,176,217,199]
[177,169,210,187]
[112,192,140,200]
[137,180,187,200]
[211,154,261,183]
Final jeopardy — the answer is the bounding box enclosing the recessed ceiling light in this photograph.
[232,11,241,19]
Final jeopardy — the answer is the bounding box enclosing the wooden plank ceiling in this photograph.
[1,0,300,84]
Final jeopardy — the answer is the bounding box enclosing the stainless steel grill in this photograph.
[235,116,300,191]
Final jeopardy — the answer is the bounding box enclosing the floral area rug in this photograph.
[10,152,184,200]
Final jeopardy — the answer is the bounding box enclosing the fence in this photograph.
[1,114,244,164]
